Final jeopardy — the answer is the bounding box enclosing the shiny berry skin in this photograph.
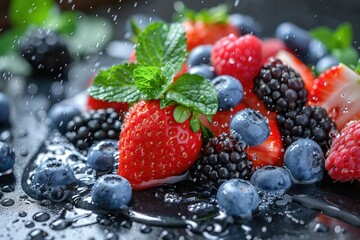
[188,65,216,80]
[217,179,259,218]
[230,109,270,147]
[228,13,262,36]
[307,39,328,66]
[118,100,202,190]
[250,166,292,193]
[92,174,132,210]
[211,34,263,93]
[187,44,212,67]
[275,22,311,61]
[31,159,77,201]
[0,92,10,126]
[87,140,118,172]
[325,121,360,182]
[48,103,81,134]
[211,75,244,112]
[0,141,15,176]
[284,138,324,184]
[315,55,339,74]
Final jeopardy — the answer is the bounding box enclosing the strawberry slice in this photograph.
[310,64,360,130]
[247,119,283,168]
[275,50,315,96]
[261,38,289,65]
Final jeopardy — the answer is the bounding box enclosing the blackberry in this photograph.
[277,105,337,151]
[190,133,253,188]
[19,28,72,76]
[65,108,122,152]
[254,58,308,113]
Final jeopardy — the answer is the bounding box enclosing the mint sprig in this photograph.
[310,23,359,66]
[88,22,218,133]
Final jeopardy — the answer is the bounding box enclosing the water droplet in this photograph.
[33,212,50,222]
[228,58,235,64]
[140,224,152,233]
[27,229,50,240]
[1,185,15,192]
[313,222,329,233]
[1,198,14,206]
[19,211,27,217]
[25,221,35,228]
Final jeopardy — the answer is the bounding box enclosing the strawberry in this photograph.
[118,100,202,189]
[88,22,218,189]
[261,38,289,65]
[181,5,239,51]
[310,64,360,130]
[211,34,263,93]
[247,119,283,168]
[325,120,360,182]
[275,50,315,96]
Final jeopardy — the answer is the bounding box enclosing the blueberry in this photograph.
[92,174,132,210]
[0,141,15,176]
[229,14,262,36]
[284,138,324,184]
[275,22,311,60]
[217,179,259,218]
[87,140,118,172]
[230,109,270,146]
[211,75,244,112]
[0,92,10,126]
[306,39,328,65]
[187,45,213,67]
[250,166,292,193]
[188,65,216,80]
[315,55,339,74]
[48,103,81,134]
[31,159,77,201]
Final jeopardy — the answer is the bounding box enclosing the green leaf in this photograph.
[206,115,213,123]
[164,74,218,115]
[201,123,214,143]
[174,105,191,123]
[44,11,77,34]
[87,63,143,103]
[0,28,25,55]
[190,114,201,132]
[332,47,359,66]
[334,22,352,49]
[10,0,55,27]
[133,66,167,99]
[0,52,32,76]
[130,18,142,37]
[176,3,229,24]
[65,15,113,57]
[136,22,187,73]
[310,27,336,50]
[160,98,176,109]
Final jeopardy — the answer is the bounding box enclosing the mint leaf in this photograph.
[332,47,359,66]
[190,114,201,132]
[136,22,186,74]
[0,28,24,55]
[88,63,143,103]
[334,22,352,49]
[174,105,191,123]
[165,74,218,115]
[44,11,77,34]
[133,66,166,99]
[201,124,214,143]
[10,0,55,27]
[310,27,336,50]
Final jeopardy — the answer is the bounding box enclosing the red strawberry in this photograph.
[261,38,289,65]
[86,77,130,114]
[242,92,277,121]
[310,64,360,130]
[247,119,284,168]
[118,100,202,190]
[184,20,239,51]
[325,120,360,182]
[211,34,263,93]
[275,50,315,96]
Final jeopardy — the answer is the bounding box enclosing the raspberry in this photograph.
[325,121,360,182]
[211,34,263,92]
[254,58,308,114]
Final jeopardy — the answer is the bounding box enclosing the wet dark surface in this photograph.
[1,0,360,239]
